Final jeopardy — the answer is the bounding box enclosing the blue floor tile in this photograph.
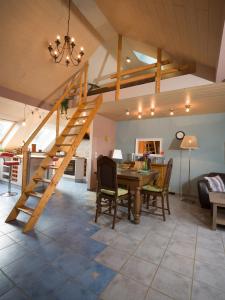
[0,287,28,300]
[0,271,14,297]
[16,265,69,299]
[76,261,116,295]
[0,235,15,250]
[53,281,98,300]
[0,244,27,268]
[2,252,47,283]
[53,250,92,278]
[71,236,106,259]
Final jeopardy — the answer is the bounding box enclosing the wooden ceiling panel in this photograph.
[0,0,100,104]
[96,0,225,68]
[98,82,225,121]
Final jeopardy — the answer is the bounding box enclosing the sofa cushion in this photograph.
[204,175,225,192]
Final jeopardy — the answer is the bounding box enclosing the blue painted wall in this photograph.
[116,113,225,196]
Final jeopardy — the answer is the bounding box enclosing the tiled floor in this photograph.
[0,179,225,300]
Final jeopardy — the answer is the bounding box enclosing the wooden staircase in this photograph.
[5,63,103,233]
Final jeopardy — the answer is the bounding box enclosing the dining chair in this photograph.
[95,155,131,229]
[141,158,173,221]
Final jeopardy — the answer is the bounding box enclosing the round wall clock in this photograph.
[175,131,185,140]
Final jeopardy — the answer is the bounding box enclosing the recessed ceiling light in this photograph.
[185,104,191,112]
[169,109,174,116]
[126,57,131,63]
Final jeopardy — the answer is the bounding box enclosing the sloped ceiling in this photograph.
[0,0,100,107]
[96,0,225,69]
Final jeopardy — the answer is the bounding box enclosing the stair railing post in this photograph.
[21,146,30,193]
[83,62,89,103]
[79,71,83,105]
[56,106,60,141]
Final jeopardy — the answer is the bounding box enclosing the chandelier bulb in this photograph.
[56,35,60,40]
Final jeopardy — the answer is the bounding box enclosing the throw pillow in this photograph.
[204,175,225,192]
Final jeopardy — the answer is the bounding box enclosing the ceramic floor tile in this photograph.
[152,266,192,300]
[53,250,91,278]
[135,235,168,265]
[76,260,116,295]
[100,273,148,300]
[161,250,194,278]
[91,228,119,245]
[167,240,195,258]
[2,252,48,283]
[194,260,225,292]
[53,281,98,300]
[0,287,28,300]
[192,280,225,300]
[120,256,157,286]
[110,233,140,254]
[146,288,175,300]
[95,246,130,271]
[0,271,14,297]
[171,228,196,245]
[0,235,15,250]
[196,235,224,252]
[196,246,225,266]
[0,243,27,268]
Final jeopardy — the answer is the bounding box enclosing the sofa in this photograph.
[197,172,225,208]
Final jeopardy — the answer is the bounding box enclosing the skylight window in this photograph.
[0,119,14,141]
[133,50,157,64]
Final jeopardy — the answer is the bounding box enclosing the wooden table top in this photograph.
[209,192,225,205]
[117,169,158,180]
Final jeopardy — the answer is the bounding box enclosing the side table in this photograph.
[209,192,225,230]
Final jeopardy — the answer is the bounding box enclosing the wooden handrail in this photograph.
[22,62,88,150]
[110,59,170,79]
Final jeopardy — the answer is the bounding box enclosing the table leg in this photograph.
[134,187,141,224]
[212,203,217,230]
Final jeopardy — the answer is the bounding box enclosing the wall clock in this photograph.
[175,131,185,140]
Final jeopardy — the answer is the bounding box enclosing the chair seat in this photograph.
[100,188,128,197]
[142,185,163,193]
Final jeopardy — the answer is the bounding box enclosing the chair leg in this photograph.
[112,200,117,229]
[128,194,131,220]
[166,192,171,215]
[95,195,100,223]
[146,194,150,209]
[161,194,166,221]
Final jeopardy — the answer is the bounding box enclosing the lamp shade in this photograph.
[180,135,199,149]
[112,149,123,159]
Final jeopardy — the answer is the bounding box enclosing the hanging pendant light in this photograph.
[48,0,84,67]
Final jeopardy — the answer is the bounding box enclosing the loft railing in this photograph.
[21,62,89,191]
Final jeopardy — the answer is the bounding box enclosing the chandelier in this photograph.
[48,0,84,67]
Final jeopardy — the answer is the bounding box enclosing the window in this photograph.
[133,50,157,65]
[0,119,14,141]
[32,127,55,151]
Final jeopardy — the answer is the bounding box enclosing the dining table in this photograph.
[117,168,158,224]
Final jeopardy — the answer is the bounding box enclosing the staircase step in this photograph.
[67,124,82,128]
[56,143,72,147]
[79,108,92,112]
[33,178,51,184]
[26,191,43,198]
[41,165,59,170]
[17,205,34,216]
[62,133,78,137]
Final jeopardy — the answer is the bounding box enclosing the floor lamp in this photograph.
[180,136,199,203]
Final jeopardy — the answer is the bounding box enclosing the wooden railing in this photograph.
[21,62,89,191]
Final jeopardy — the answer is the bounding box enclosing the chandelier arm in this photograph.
[56,47,66,63]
